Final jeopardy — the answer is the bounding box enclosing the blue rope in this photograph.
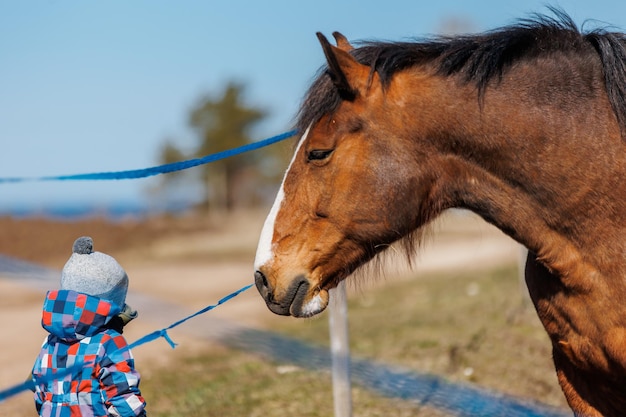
[127,283,254,350]
[0,130,297,183]
[0,283,253,402]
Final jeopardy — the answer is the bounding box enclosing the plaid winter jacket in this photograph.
[32,290,147,417]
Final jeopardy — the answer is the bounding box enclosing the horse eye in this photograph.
[307,149,333,161]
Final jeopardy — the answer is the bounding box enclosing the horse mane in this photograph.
[296,8,626,138]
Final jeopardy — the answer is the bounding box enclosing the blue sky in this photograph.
[1,1,625,213]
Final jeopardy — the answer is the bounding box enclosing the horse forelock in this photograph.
[297,8,626,139]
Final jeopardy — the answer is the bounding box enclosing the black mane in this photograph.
[297,9,626,138]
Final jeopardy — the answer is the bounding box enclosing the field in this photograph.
[0,209,570,416]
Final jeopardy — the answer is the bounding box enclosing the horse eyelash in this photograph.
[307,149,334,161]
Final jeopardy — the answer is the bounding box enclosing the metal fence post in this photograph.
[329,280,353,417]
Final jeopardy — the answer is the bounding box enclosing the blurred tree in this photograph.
[157,82,270,212]
[190,82,266,211]
[159,141,187,167]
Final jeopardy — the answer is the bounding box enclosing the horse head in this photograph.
[254,33,441,317]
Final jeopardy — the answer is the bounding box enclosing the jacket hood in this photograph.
[41,289,122,342]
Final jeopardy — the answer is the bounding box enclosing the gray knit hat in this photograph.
[60,236,128,309]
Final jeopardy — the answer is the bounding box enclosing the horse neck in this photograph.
[394,69,626,280]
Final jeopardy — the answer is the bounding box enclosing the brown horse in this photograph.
[254,11,626,416]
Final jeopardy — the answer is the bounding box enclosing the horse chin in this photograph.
[293,289,330,318]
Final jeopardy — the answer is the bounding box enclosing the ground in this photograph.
[0,208,524,415]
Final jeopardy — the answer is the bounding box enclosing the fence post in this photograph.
[329,280,352,417]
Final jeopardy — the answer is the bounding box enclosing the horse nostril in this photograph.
[254,270,271,298]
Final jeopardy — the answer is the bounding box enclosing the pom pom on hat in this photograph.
[61,236,128,309]
[73,236,94,255]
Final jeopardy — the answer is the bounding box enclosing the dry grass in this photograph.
[138,264,569,415]
[140,346,449,417]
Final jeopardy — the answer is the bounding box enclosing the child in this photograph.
[31,236,147,416]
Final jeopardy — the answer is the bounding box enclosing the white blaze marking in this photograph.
[254,126,311,270]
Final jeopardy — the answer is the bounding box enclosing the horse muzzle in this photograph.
[254,270,329,317]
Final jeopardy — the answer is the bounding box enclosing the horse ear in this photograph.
[332,32,353,52]
[316,32,369,100]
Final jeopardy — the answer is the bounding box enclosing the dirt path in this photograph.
[0,209,521,415]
